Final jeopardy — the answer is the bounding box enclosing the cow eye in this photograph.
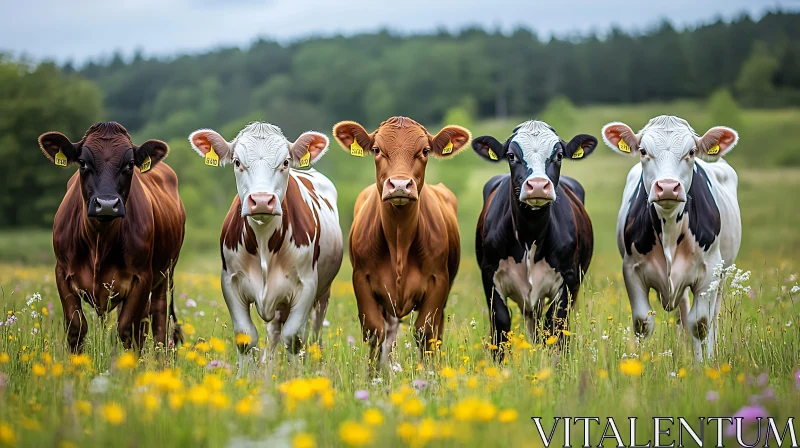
[373,147,380,155]
[639,148,647,157]
[283,158,290,168]
[78,159,86,169]
[233,158,241,168]
[422,147,430,157]
[556,152,563,161]
[506,152,516,163]
[128,159,135,169]
[688,148,696,157]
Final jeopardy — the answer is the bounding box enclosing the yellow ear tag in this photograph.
[572,146,584,159]
[442,140,454,155]
[350,140,364,157]
[618,139,631,153]
[205,145,219,167]
[140,156,152,173]
[299,149,311,168]
[707,144,720,155]
[488,149,499,161]
[54,149,68,167]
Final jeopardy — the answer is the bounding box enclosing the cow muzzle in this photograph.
[652,179,685,205]
[88,195,125,221]
[521,177,555,207]
[382,177,418,206]
[246,192,280,216]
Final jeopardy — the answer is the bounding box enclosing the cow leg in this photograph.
[677,288,690,331]
[149,280,169,349]
[311,288,330,347]
[687,279,720,361]
[278,281,317,357]
[353,272,385,364]
[382,313,400,363]
[222,272,259,374]
[56,265,88,353]
[545,285,572,339]
[413,281,449,358]
[117,274,153,351]
[482,268,510,360]
[623,263,653,338]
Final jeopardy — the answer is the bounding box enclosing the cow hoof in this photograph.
[691,316,709,340]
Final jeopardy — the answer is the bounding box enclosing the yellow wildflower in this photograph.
[678,368,687,378]
[51,363,64,377]
[209,337,225,353]
[440,367,457,379]
[400,397,425,417]
[76,400,92,416]
[142,393,159,412]
[619,359,643,377]
[363,408,383,426]
[169,393,185,411]
[235,333,252,345]
[705,367,721,380]
[116,352,137,370]
[293,433,315,448]
[183,322,196,336]
[210,393,230,410]
[720,364,731,374]
[187,385,210,405]
[307,343,322,361]
[545,336,558,345]
[70,354,91,367]
[0,423,16,446]
[195,341,211,353]
[498,409,519,423]
[597,369,609,379]
[0,353,9,364]
[100,403,125,425]
[32,363,46,377]
[339,421,373,447]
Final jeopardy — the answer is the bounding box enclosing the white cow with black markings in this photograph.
[189,122,343,372]
[602,115,741,360]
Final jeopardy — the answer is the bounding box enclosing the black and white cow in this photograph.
[601,115,741,360]
[473,120,596,357]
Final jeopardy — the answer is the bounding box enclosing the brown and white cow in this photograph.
[333,117,469,363]
[38,122,186,352]
[189,122,342,370]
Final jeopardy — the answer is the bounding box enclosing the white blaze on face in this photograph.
[511,120,560,204]
[232,123,292,216]
[637,116,698,206]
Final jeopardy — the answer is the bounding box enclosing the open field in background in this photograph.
[1,102,799,446]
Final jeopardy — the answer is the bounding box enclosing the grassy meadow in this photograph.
[1,101,799,447]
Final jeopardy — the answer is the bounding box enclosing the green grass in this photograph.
[1,103,799,447]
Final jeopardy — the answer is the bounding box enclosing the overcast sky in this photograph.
[2,0,796,63]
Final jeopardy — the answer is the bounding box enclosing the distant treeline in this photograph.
[3,11,800,229]
[67,11,800,140]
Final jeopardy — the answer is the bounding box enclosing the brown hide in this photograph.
[51,124,185,352]
[334,117,466,360]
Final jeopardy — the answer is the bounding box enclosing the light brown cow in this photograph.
[38,122,185,352]
[333,117,470,362]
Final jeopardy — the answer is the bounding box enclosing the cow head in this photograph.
[333,117,470,206]
[38,122,168,221]
[472,120,596,209]
[189,122,329,218]
[602,115,738,210]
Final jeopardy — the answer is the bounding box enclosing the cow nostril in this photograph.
[267,194,277,208]
[249,195,258,209]
[404,180,413,191]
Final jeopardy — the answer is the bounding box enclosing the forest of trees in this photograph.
[3,11,800,228]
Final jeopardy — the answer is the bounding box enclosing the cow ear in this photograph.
[38,132,80,167]
[697,126,738,159]
[290,131,329,168]
[333,121,373,157]
[602,122,639,156]
[135,140,169,171]
[472,135,505,163]
[429,125,471,159]
[563,134,597,161]
[188,129,233,166]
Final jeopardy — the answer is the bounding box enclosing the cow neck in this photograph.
[79,198,123,304]
[508,179,551,249]
[653,202,688,298]
[248,212,282,304]
[380,198,420,302]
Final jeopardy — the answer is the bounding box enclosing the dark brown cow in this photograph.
[38,122,185,352]
[333,117,470,362]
